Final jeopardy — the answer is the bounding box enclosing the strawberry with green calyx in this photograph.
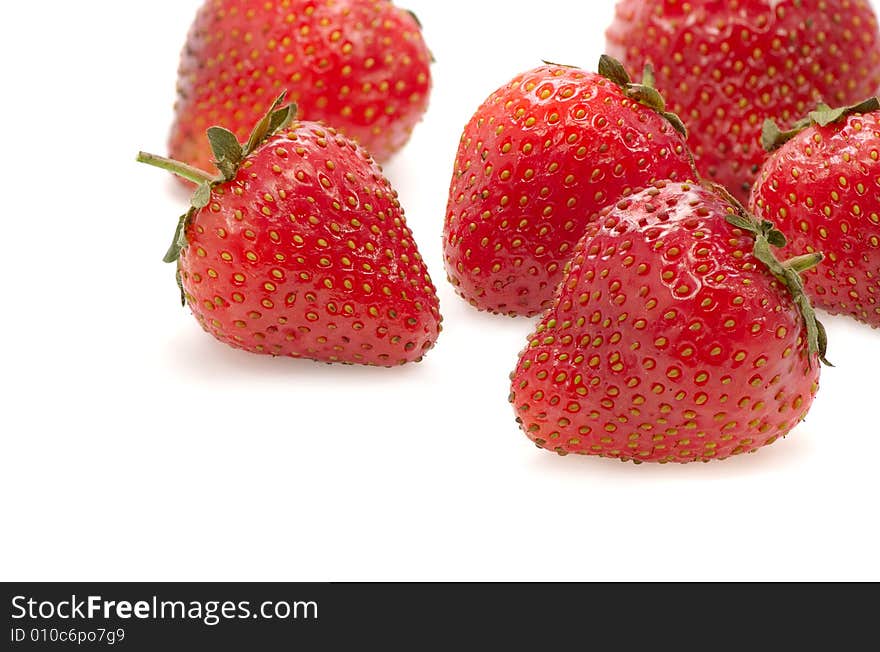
[510,180,827,463]
[170,0,433,173]
[751,97,880,328]
[138,95,442,366]
[444,55,696,317]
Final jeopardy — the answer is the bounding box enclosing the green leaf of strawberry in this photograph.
[599,55,687,137]
[763,97,880,152]
[598,54,632,87]
[207,127,243,181]
[243,93,295,158]
[163,211,192,265]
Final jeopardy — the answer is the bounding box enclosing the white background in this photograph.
[2,0,878,581]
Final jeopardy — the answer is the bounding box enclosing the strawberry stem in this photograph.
[136,151,216,186]
[784,252,824,275]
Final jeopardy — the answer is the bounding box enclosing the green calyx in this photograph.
[711,183,831,367]
[136,93,296,286]
[762,96,880,152]
[598,54,688,138]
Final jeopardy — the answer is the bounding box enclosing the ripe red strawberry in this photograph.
[139,96,441,366]
[750,99,880,327]
[606,0,880,202]
[444,57,696,317]
[169,0,432,172]
[510,180,826,463]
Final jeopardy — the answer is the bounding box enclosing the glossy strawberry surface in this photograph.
[607,0,880,202]
[170,0,432,170]
[750,111,880,327]
[444,64,695,317]
[178,121,441,365]
[510,181,821,463]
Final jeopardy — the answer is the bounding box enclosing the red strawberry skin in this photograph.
[444,64,695,317]
[750,111,880,327]
[179,122,441,365]
[607,0,880,202]
[170,0,431,170]
[510,181,820,463]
